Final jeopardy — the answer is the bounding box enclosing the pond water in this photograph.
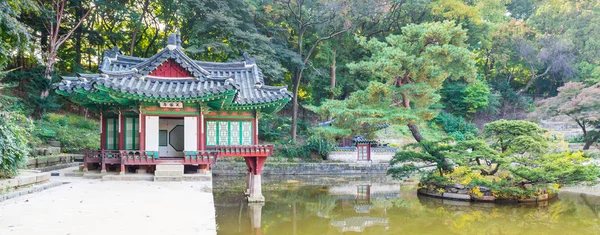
[213,175,600,235]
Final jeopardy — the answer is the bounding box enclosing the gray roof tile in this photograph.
[56,39,292,106]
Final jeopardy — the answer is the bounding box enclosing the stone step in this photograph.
[154,170,184,177]
[156,164,184,171]
[154,176,183,182]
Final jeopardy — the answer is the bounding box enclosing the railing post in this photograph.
[100,150,107,173]
[83,150,89,172]
[120,151,126,175]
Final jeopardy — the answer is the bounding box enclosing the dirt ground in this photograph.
[0,178,216,235]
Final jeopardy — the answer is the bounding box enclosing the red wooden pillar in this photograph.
[139,113,145,151]
[100,113,106,150]
[118,112,125,150]
[253,114,259,145]
[199,111,205,151]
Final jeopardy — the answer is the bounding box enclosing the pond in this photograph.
[213,175,600,235]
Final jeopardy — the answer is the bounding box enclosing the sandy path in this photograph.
[0,178,216,235]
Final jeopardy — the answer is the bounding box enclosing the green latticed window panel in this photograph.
[106,118,118,150]
[206,121,217,146]
[230,122,241,145]
[206,120,253,146]
[124,117,139,150]
[241,121,252,145]
[218,122,229,145]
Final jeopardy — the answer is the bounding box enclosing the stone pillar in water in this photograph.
[245,170,251,196]
[248,174,264,202]
[244,156,266,203]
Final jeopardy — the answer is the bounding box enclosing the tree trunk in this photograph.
[130,0,150,56]
[583,136,599,150]
[400,91,425,142]
[74,0,83,71]
[41,51,56,98]
[329,46,336,100]
[481,163,500,175]
[291,69,303,143]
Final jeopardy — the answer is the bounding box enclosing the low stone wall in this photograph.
[328,151,395,163]
[417,183,557,203]
[212,162,389,175]
[0,170,52,194]
[26,154,82,169]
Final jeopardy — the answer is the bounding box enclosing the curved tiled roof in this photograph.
[55,35,292,110]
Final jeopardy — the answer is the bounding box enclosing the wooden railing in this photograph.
[183,151,219,164]
[205,145,273,157]
[83,145,272,166]
[120,150,162,165]
[83,150,122,164]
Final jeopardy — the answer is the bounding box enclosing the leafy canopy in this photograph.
[309,21,477,139]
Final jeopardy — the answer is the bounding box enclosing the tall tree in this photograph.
[275,0,350,143]
[0,0,38,70]
[40,0,94,98]
[532,82,600,150]
[345,21,477,142]
[178,0,287,83]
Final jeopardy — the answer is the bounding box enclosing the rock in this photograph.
[443,192,471,200]
[449,188,458,193]
[479,186,490,192]
[48,141,61,147]
[457,189,469,194]
[473,195,495,202]
[524,184,533,190]
[449,183,465,189]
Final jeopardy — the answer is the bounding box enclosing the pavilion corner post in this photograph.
[244,156,266,203]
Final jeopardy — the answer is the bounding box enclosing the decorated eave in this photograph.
[54,34,292,114]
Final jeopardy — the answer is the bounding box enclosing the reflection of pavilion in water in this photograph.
[326,183,405,233]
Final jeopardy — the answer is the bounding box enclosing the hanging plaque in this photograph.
[159,102,183,109]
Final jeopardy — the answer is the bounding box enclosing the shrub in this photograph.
[0,112,33,178]
[274,134,334,160]
[32,113,100,153]
[431,112,478,140]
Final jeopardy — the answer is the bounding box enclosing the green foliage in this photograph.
[484,120,547,153]
[441,80,491,116]
[3,67,61,116]
[506,151,600,185]
[403,120,599,199]
[274,135,334,160]
[0,112,33,178]
[464,80,491,113]
[32,113,99,153]
[258,113,309,143]
[0,0,38,70]
[431,112,478,140]
[388,138,455,178]
[179,0,288,82]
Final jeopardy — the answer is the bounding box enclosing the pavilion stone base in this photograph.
[154,163,184,182]
[247,174,264,202]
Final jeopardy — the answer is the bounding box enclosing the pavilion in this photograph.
[54,33,292,202]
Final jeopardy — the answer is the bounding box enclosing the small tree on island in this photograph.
[386,120,599,199]
[532,82,600,150]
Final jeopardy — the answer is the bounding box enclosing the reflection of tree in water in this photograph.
[214,176,600,235]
